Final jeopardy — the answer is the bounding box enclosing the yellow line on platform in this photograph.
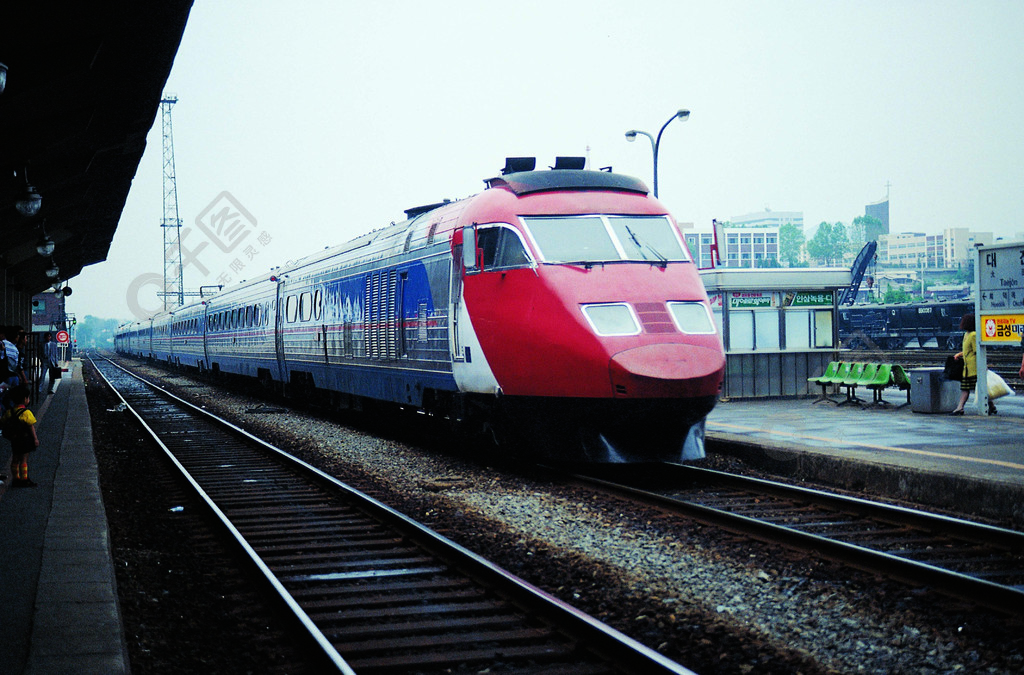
[708,421,1024,472]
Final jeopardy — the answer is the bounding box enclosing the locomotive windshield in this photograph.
[522,215,690,264]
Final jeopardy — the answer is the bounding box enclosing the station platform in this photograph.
[0,360,128,675]
[706,389,1024,527]
[0,362,1021,674]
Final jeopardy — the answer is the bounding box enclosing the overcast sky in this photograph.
[69,0,1024,321]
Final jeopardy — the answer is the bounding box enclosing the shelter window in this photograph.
[783,309,834,349]
[728,310,780,350]
[814,310,833,348]
[785,311,811,349]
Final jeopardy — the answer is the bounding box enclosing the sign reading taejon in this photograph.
[977,241,1024,344]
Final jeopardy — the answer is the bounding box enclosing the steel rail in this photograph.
[90,355,697,675]
[569,463,1024,616]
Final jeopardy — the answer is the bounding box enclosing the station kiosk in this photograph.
[700,268,851,399]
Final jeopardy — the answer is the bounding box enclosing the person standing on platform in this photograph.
[0,326,17,412]
[15,328,28,387]
[950,313,996,415]
[43,332,61,394]
[3,385,40,488]
[950,313,977,415]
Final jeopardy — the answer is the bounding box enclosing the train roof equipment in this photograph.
[485,157,650,195]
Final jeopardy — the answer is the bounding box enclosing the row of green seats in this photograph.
[808,361,911,407]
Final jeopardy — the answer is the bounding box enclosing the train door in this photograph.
[202,305,210,369]
[450,239,465,361]
[274,281,286,381]
[397,271,408,359]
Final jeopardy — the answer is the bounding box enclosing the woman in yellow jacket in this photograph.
[951,313,996,415]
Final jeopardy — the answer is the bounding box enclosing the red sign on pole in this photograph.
[56,330,70,344]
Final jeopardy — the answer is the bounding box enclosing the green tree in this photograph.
[853,214,885,242]
[778,222,805,267]
[884,286,911,303]
[806,221,850,266]
[75,315,121,349]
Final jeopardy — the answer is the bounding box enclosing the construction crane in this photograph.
[160,93,184,310]
[839,240,878,306]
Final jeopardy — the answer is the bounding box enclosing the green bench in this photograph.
[866,364,911,408]
[808,361,845,404]
[808,361,911,408]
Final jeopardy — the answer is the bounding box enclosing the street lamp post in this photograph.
[625,108,690,198]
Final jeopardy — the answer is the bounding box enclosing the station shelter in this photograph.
[700,268,851,399]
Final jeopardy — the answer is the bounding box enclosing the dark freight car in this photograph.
[839,301,972,350]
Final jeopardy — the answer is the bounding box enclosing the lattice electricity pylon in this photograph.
[160,93,184,310]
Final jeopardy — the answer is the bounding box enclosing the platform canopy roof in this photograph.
[0,2,193,296]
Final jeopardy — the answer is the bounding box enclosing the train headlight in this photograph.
[668,302,716,334]
[581,303,641,336]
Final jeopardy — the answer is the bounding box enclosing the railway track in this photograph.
[571,463,1024,616]
[90,355,695,675]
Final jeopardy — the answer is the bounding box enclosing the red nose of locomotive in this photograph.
[608,343,724,399]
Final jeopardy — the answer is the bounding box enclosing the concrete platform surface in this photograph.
[0,361,128,675]
[706,390,1024,525]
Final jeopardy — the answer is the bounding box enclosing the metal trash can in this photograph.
[909,367,961,413]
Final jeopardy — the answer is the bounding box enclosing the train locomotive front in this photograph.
[449,164,725,462]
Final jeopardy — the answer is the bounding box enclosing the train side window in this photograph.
[246,305,253,327]
[254,304,261,327]
[477,228,500,269]
[476,226,531,270]
[496,228,531,268]
[313,290,323,321]
[286,295,298,323]
[299,292,313,322]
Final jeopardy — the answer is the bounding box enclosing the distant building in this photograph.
[865,198,889,240]
[683,231,717,268]
[877,231,945,268]
[730,209,803,230]
[941,228,994,269]
[721,226,780,268]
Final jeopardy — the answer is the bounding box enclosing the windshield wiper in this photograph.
[624,225,668,267]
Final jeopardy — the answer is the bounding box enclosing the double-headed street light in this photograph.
[625,108,690,198]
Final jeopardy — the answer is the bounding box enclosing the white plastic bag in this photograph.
[987,370,1016,400]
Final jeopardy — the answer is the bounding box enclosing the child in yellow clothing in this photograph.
[3,385,39,488]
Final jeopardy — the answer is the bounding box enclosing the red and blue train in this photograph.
[116,158,726,462]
